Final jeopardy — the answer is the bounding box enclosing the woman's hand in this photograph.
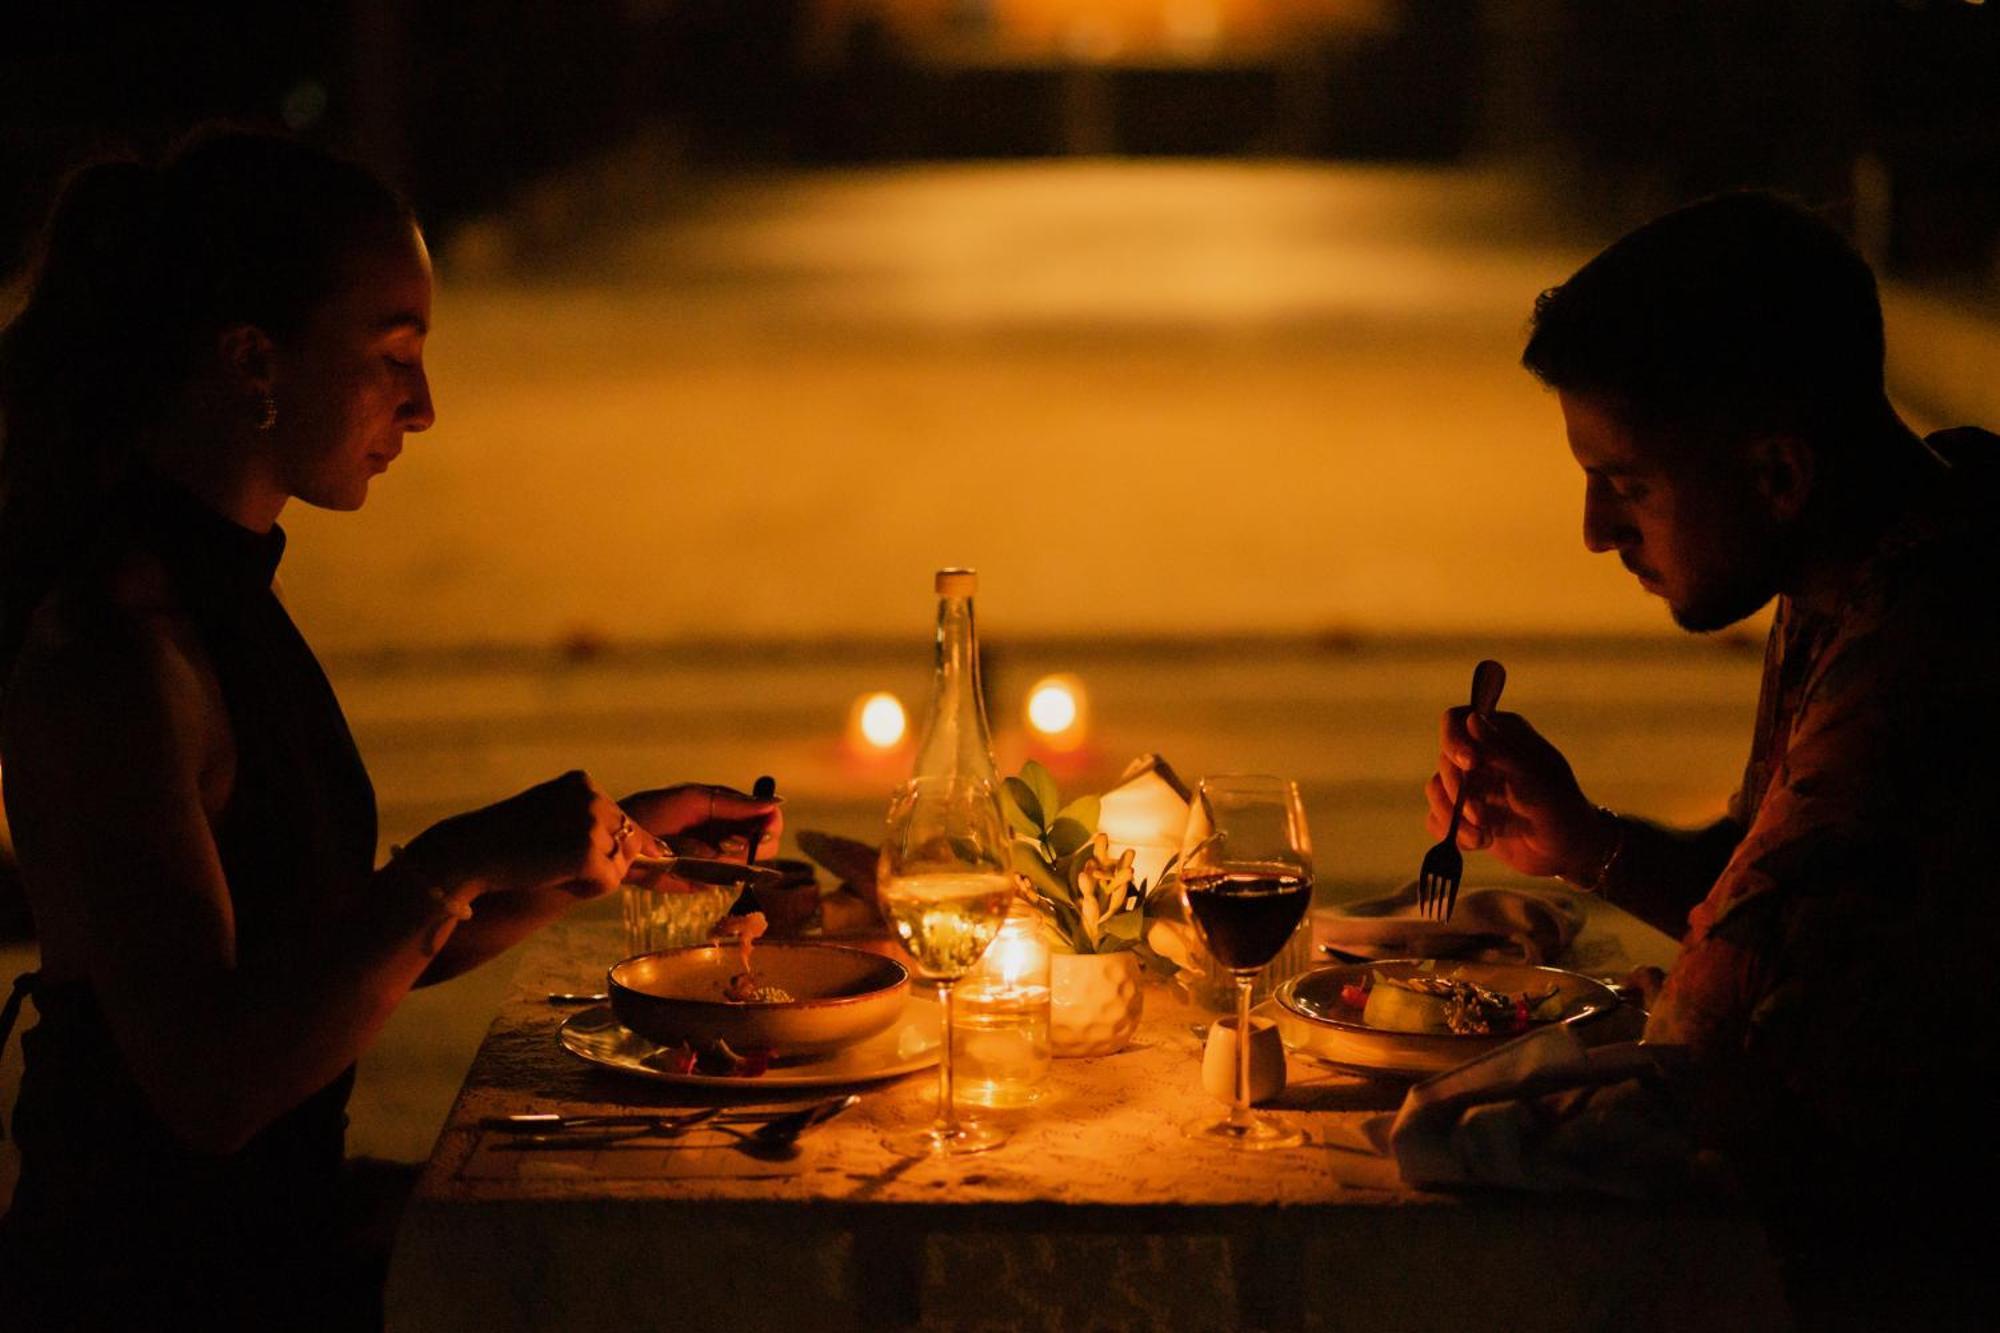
[1424,709,1606,881]
[416,770,662,902]
[620,783,784,863]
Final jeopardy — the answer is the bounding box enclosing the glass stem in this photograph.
[935,980,959,1138]
[1231,976,1255,1131]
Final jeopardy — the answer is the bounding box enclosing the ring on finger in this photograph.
[611,815,637,847]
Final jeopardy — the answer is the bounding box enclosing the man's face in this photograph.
[273,220,436,511]
[1559,391,1782,632]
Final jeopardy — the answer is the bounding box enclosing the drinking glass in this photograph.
[1178,775,1313,1149]
[878,775,1015,1155]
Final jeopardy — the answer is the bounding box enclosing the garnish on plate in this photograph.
[644,1036,775,1078]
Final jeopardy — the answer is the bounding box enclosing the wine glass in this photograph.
[1178,775,1313,1150]
[878,775,1014,1156]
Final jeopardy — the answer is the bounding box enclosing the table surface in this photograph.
[387,895,1789,1332]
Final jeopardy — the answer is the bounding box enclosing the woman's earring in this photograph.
[255,393,278,432]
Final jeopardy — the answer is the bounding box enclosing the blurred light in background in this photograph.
[1025,673,1088,751]
[851,691,909,751]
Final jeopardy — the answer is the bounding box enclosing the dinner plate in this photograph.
[1273,959,1619,1078]
[559,997,941,1088]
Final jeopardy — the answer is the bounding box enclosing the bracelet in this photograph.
[392,842,477,955]
[1562,807,1626,895]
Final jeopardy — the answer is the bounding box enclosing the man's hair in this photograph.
[1522,191,1889,451]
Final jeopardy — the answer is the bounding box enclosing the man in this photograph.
[1428,191,1996,1325]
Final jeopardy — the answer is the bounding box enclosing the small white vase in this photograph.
[1050,950,1143,1057]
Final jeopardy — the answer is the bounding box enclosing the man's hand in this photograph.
[620,783,784,863]
[1424,709,1608,881]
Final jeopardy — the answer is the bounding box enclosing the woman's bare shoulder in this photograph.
[3,551,220,749]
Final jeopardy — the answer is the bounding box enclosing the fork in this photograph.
[1418,659,1507,921]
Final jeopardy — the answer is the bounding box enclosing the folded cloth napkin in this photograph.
[1315,881,1583,965]
[1385,1025,1712,1198]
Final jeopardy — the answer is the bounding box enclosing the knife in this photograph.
[481,1102,843,1134]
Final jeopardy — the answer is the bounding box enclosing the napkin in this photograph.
[1386,1025,1712,1199]
[1315,882,1583,966]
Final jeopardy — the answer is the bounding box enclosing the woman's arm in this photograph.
[409,783,780,986]
[1,609,629,1154]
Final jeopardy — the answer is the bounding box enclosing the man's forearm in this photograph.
[1585,812,1742,938]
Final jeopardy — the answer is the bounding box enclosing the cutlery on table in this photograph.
[482,1109,722,1135]
[483,1109,724,1148]
[725,1094,860,1157]
[546,991,609,1005]
[482,1096,856,1139]
[1418,659,1507,923]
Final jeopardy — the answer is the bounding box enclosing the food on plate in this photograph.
[1340,967,1565,1036]
[643,1036,775,1078]
[711,911,797,1003]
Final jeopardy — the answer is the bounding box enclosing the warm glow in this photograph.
[1028,683,1077,733]
[989,928,1047,988]
[1099,754,1193,889]
[856,692,907,749]
[1025,674,1086,742]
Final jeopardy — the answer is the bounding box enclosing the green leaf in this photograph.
[1046,898,1086,951]
[1054,794,1100,835]
[1047,817,1094,860]
[1100,910,1143,945]
[1020,761,1060,830]
[1018,896,1061,932]
[1011,844,1070,903]
[1056,841,1099,893]
[1002,776,1043,832]
[1002,796,1042,839]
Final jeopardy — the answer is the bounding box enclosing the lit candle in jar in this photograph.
[951,907,1051,1107]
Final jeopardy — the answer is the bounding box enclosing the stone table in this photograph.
[385,897,1787,1331]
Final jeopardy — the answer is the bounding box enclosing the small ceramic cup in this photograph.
[1201,1015,1287,1106]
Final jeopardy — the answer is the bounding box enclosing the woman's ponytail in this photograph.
[1,158,176,681]
[1,158,172,522]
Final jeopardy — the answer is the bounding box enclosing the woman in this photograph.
[0,130,778,1327]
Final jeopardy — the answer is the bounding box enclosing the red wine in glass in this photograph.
[1183,869,1313,971]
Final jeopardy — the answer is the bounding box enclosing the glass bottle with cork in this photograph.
[911,568,1050,1109]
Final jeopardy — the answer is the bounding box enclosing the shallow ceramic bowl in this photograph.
[1274,959,1619,1077]
[608,942,910,1055]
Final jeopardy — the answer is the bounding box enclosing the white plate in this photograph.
[560,997,941,1088]
[1274,960,1619,1078]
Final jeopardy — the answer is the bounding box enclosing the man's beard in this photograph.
[1668,575,1775,633]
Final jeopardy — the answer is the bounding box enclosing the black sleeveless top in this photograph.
[0,476,379,1326]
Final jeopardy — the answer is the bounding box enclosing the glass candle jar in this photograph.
[951,905,1052,1107]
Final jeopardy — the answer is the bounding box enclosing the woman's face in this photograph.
[271,220,436,511]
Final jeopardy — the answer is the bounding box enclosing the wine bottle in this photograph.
[911,568,998,787]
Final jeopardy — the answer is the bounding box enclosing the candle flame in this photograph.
[1025,673,1086,747]
[855,692,907,749]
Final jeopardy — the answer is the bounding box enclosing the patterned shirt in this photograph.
[1645,428,2000,1175]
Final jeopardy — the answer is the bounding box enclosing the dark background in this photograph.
[5,1,1998,289]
